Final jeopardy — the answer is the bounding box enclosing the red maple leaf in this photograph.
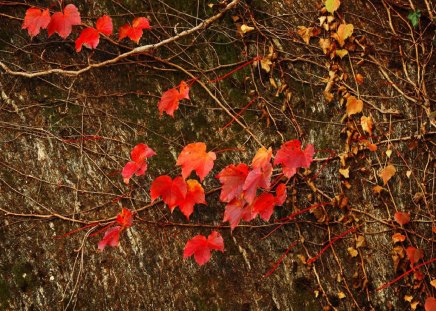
[122,143,156,184]
[150,175,187,210]
[223,198,252,230]
[251,192,276,221]
[98,208,133,251]
[216,163,248,203]
[394,212,410,226]
[425,297,436,311]
[275,183,287,206]
[176,142,216,181]
[47,4,81,39]
[22,8,51,38]
[183,231,224,265]
[98,226,121,251]
[273,140,314,178]
[242,164,272,204]
[406,246,424,266]
[177,179,206,220]
[118,17,150,43]
[116,207,133,227]
[158,81,191,117]
[251,146,272,170]
[75,15,113,52]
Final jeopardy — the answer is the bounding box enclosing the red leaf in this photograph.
[158,81,191,117]
[274,140,314,178]
[116,208,133,227]
[251,146,272,170]
[122,143,156,184]
[394,212,410,226]
[207,231,225,252]
[223,198,250,230]
[75,27,99,52]
[242,164,272,204]
[252,192,276,221]
[47,4,81,39]
[275,183,287,206]
[406,246,424,266]
[216,163,249,203]
[150,175,187,210]
[425,297,436,311]
[176,142,216,181]
[96,15,113,35]
[177,179,206,220]
[75,15,112,52]
[118,17,150,43]
[98,226,121,251]
[22,8,51,38]
[183,231,224,266]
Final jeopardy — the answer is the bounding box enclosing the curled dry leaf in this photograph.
[361,115,374,135]
[372,185,384,194]
[379,164,396,185]
[406,246,424,265]
[319,38,332,55]
[355,73,364,85]
[339,167,349,178]
[240,24,254,34]
[347,247,358,257]
[346,95,363,116]
[297,26,320,45]
[336,49,348,59]
[392,233,406,243]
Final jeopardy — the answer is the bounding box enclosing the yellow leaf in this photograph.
[338,292,346,299]
[346,95,363,116]
[430,279,436,288]
[325,0,341,13]
[332,23,354,47]
[336,49,348,59]
[319,38,331,54]
[404,295,413,302]
[348,247,358,257]
[386,149,392,158]
[356,235,366,248]
[261,58,272,72]
[240,24,254,34]
[339,167,349,178]
[379,164,396,185]
[392,232,406,243]
[406,170,412,178]
[297,26,319,44]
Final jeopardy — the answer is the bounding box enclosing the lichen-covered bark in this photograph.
[1,0,435,310]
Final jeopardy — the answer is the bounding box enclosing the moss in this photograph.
[0,279,11,311]
[11,262,34,292]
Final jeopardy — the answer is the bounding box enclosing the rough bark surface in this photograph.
[0,0,434,310]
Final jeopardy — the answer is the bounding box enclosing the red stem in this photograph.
[307,226,357,264]
[53,222,99,239]
[263,241,299,278]
[208,56,261,83]
[220,96,258,131]
[89,221,116,237]
[376,257,436,291]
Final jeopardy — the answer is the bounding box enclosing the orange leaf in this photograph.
[392,233,406,243]
[242,165,272,204]
[158,81,190,117]
[379,164,396,185]
[297,26,319,44]
[177,179,206,220]
[346,96,363,116]
[176,142,216,181]
[118,17,150,43]
[251,146,272,170]
[361,115,374,135]
[406,246,424,266]
[355,73,364,85]
[425,297,436,311]
[394,212,410,225]
[274,140,314,178]
[116,208,133,227]
[332,23,353,47]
